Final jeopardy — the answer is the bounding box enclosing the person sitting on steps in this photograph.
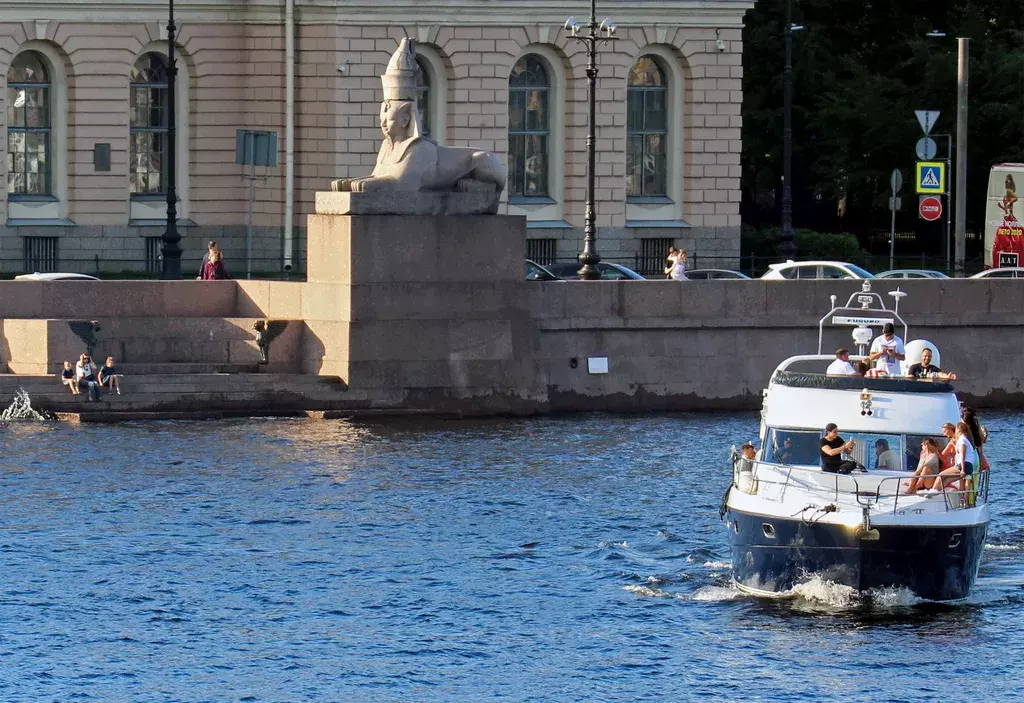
[59,360,80,395]
[98,356,121,395]
[75,353,101,402]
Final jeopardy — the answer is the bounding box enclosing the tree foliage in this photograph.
[742,0,1024,243]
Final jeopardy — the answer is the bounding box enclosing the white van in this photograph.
[985,163,1024,268]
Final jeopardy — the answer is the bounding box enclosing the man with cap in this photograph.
[820,423,859,474]
[868,322,905,376]
[826,348,856,375]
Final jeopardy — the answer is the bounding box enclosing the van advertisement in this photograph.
[986,165,1024,268]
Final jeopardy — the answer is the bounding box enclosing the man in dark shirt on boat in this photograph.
[820,423,859,474]
[906,348,957,381]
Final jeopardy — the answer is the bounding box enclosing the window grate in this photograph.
[638,237,674,276]
[23,236,59,273]
[526,238,558,266]
[145,236,162,273]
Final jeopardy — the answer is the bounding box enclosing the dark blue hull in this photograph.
[726,508,987,601]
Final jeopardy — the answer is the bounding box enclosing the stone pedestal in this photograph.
[302,206,544,413]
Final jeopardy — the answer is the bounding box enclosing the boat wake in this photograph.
[625,570,924,609]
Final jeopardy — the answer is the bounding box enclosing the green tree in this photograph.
[742,1,1024,243]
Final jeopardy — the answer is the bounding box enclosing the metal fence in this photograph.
[23,236,59,273]
[0,254,304,281]
[536,252,989,279]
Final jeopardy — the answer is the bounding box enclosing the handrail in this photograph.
[815,281,909,355]
[746,460,987,515]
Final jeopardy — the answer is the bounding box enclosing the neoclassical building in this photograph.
[0,0,754,276]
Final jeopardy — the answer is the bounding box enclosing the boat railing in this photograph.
[742,460,987,514]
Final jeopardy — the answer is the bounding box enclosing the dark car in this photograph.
[684,268,751,280]
[876,269,949,279]
[526,259,561,281]
[544,262,646,280]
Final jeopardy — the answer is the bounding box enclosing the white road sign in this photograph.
[915,110,940,135]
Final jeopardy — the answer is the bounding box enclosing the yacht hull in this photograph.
[726,507,987,602]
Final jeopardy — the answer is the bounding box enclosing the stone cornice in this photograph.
[0,0,756,27]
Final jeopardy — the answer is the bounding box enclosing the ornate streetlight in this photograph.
[565,3,616,280]
[777,0,798,259]
[161,0,182,279]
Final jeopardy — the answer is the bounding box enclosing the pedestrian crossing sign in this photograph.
[915,161,945,194]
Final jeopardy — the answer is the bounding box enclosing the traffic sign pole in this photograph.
[889,168,902,271]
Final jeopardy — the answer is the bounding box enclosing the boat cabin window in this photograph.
[841,433,905,470]
[765,430,821,465]
[905,433,951,471]
[766,428,940,471]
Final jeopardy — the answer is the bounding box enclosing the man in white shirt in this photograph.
[868,323,905,376]
[826,348,856,375]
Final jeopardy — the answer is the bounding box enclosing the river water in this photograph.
[1,412,1022,701]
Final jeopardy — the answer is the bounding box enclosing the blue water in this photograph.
[1,413,1022,701]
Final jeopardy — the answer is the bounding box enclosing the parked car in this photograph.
[544,262,647,280]
[14,272,100,281]
[761,261,875,280]
[876,269,950,279]
[525,259,561,281]
[684,268,751,280]
[969,267,1024,279]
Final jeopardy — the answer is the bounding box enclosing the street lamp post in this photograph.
[565,2,616,280]
[926,30,969,277]
[954,37,968,278]
[777,0,797,259]
[161,0,183,279]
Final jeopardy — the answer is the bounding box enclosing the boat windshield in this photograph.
[765,428,947,471]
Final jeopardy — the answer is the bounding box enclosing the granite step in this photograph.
[0,374,352,418]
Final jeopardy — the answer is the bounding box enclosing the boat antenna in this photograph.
[888,288,907,316]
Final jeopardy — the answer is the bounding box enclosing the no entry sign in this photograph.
[919,195,943,221]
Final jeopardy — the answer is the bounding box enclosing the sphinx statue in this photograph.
[329,38,507,215]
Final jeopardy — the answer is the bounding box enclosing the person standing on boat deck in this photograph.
[826,348,856,375]
[868,323,905,376]
[874,439,899,469]
[962,407,990,472]
[820,423,858,474]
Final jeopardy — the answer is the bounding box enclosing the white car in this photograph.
[761,260,875,280]
[969,267,1024,279]
[14,272,100,281]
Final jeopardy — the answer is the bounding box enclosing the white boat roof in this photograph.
[763,372,960,435]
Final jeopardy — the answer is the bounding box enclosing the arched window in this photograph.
[508,55,550,198]
[626,56,668,198]
[415,57,431,138]
[129,52,170,196]
[6,51,51,196]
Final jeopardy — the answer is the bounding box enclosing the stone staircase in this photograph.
[0,373,354,421]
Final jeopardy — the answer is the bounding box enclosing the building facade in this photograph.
[0,0,754,276]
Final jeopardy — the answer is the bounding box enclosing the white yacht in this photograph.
[722,282,989,602]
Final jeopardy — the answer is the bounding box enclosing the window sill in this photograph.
[130,218,196,228]
[625,219,692,229]
[6,218,76,227]
[7,194,59,203]
[508,195,557,206]
[526,220,574,229]
[626,196,675,205]
[130,194,172,202]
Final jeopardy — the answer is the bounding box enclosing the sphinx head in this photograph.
[380,100,421,143]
